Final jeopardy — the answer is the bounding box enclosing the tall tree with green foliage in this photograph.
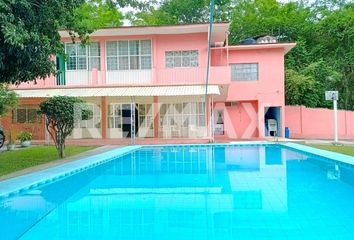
[0,0,85,85]
[73,0,124,32]
[129,0,231,25]
[285,69,320,107]
[0,0,137,85]
[313,2,354,110]
[39,96,92,158]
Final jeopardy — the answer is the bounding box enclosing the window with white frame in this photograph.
[88,42,100,70]
[12,106,41,123]
[65,42,100,71]
[108,104,122,129]
[159,102,205,127]
[230,63,259,81]
[74,103,101,128]
[138,104,153,129]
[165,50,199,68]
[106,40,152,71]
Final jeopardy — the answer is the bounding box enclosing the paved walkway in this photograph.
[302,139,354,146]
[0,145,122,181]
[264,137,354,146]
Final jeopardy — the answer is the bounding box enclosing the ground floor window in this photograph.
[159,102,205,127]
[12,106,41,124]
[138,104,153,129]
[159,102,206,138]
[74,103,101,128]
[108,103,122,129]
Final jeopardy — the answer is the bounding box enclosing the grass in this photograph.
[0,145,96,176]
[307,144,354,157]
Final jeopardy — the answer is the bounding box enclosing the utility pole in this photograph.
[204,0,214,141]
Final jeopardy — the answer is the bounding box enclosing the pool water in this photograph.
[1,145,354,240]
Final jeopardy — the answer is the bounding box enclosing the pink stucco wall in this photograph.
[214,101,259,139]
[285,106,354,140]
[226,48,286,137]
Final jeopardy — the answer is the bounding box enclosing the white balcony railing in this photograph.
[106,69,152,85]
[14,66,231,89]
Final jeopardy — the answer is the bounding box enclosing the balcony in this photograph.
[14,66,231,89]
[106,70,152,85]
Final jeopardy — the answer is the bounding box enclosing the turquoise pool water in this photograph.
[1,144,354,240]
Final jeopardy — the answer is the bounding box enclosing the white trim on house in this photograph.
[13,85,220,98]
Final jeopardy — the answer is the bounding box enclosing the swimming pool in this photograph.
[1,143,354,239]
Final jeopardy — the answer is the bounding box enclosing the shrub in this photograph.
[17,131,32,142]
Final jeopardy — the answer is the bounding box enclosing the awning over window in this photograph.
[13,85,220,98]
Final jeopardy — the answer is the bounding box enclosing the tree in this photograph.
[229,0,312,44]
[285,69,321,107]
[39,96,91,158]
[0,84,18,148]
[313,2,354,110]
[301,60,341,108]
[73,0,124,32]
[0,84,18,117]
[0,0,85,85]
[129,0,231,25]
[0,0,138,85]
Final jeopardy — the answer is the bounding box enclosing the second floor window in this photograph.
[165,50,199,68]
[65,42,101,71]
[106,40,152,70]
[230,63,259,81]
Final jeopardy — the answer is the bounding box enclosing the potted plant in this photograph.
[6,131,16,151]
[17,131,32,147]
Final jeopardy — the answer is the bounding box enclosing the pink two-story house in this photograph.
[3,23,295,144]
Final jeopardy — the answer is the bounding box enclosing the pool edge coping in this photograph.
[0,145,141,199]
[281,142,354,165]
[1,141,353,200]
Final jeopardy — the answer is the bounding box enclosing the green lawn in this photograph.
[307,144,354,157]
[0,145,96,176]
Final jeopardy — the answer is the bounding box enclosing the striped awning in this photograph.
[13,85,220,98]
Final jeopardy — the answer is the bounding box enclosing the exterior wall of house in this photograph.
[5,25,291,142]
[214,101,259,139]
[212,48,286,138]
[285,106,354,139]
[0,98,46,141]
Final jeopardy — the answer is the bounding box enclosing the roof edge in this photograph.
[227,42,296,54]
